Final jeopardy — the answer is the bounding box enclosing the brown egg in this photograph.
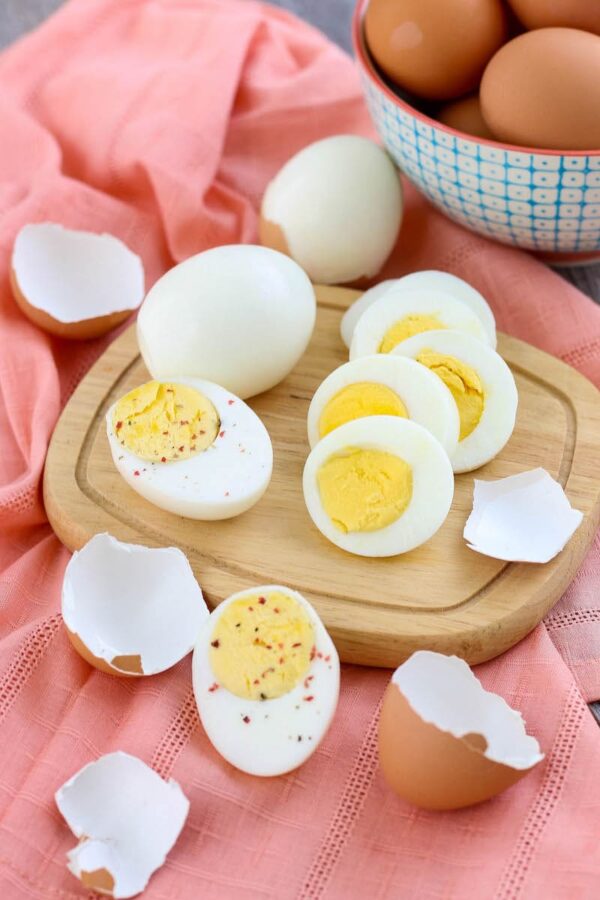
[364,0,507,101]
[378,652,543,810]
[480,28,600,150]
[507,1,600,36]
[438,95,495,139]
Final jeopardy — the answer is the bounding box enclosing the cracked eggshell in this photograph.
[55,751,189,898]
[11,223,144,340]
[62,533,208,676]
[378,651,544,810]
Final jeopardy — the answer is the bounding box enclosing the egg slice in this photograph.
[303,416,454,557]
[106,378,272,519]
[393,331,518,473]
[307,355,459,456]
[341,271,497,349]
[192,585,339,776]
[349,288,491,361]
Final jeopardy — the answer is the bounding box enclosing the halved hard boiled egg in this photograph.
[393,331,518,473]
[106,379,272,519]
[341,271,497,349]
[306,355,459,456]
[303,416,454,557]
[349,288,491,361]
[192,585,339,776]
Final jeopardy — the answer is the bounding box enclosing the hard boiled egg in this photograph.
[349,288,491,360]
[307,355,459,456]
[393,331,518,473]
[341,271,496,349]
[106,379,272,519]
[137,245,315,399]
[192,585,339,776]
[303,416,454,557]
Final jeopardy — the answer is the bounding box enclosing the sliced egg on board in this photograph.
[378,651,544,810]
[192,585,340,776]
[393,331,518,473]
[62,533,208,676]
[306,354,459,456]
[303,416,454,557]
[106,379,273,519]
[341,271,497,349]
[11,223,144,340]
[349,288,491,361]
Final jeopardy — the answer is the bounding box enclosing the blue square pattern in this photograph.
[362,75,600,254]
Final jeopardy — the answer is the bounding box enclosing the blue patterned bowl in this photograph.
[352,0,600,261]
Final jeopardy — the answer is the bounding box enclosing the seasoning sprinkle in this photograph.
[208,683,219,693]
[242,715,250,724]
[211,639,220,648]
[303,695,314,702]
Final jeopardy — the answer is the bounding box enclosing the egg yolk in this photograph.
[317,447,412,533]
[318,382,408,438]
[209,592,314,700]
[417,350,484,441]
[379,314,446,353]
[112,380,219,461]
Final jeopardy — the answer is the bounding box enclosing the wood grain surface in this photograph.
[44,285,600,667]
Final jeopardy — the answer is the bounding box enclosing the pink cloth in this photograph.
[0,1,599,897]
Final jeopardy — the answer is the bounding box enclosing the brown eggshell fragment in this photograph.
[438,95,495,140]
[480,28,600,150]
[506,0,600,35]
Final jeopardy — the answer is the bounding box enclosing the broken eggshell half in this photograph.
[11,222,144,339]
[62,533,208,676]
[378,651,544,810]
[55,751,189,899]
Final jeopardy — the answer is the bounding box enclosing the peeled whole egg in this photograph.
[137,245,315,399]
[259,136,402,284]
[480,28,600,150]
[364,0,507,101]
[106,379,272,520]
[506,1,600,35]
[192,585,340,776]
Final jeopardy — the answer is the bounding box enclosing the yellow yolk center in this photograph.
[417,350,484,441]
[209,592,314,700]
[318,382,408,438]
[317,447,413,533]
[112,380,219,462]
[379,314,446,353]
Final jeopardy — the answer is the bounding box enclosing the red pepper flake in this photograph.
[274,608,280,614]
[219,430,225,438]
[116,421,123,431]
[161,456,167,463]
[317,652,323,659]
[211,639,220,648]
[303,675,314,689]
[292,642,302,648]
[178,445,184,453]
[208,682,219,693]
[133,470,140,477]
[242,715,251,724]
[310,646,317,661]
[303,695,314,702]
[258,597,266,605]
[253,679,260,685]
[324,654,331,662]
[227,399,235,405]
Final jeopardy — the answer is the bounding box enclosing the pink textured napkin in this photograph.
[0,1,599,898]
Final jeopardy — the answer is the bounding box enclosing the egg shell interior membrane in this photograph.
[62,534,208,675]
[393,651,543,769]
[55,751,189,899]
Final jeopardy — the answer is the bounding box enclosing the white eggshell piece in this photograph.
[261,135,402,284]
[303,416,454,557]
[393,330,518,473]
[137,244,315,399]
[464,468,583,563]
[12,223,144,323]
[306,354,459,455]
[106,378,273,520]
[55,751,189,899]
[341,271,496,349]
[193,586,340,776]
[393,651,544,769]
[62,533,209,675]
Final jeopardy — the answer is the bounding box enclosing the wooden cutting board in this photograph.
[44,285,600,667]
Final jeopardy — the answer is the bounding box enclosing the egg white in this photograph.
[106,378,273,520]
[307,354,459,456]
[192,585,340,776]
[393,331,518,473]
[303,416,454,557]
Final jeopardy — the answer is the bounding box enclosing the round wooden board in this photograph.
[44,285,600,667]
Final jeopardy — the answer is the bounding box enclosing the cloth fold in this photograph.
[0,1,598,897]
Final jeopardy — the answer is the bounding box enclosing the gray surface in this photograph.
[2,1,599,723]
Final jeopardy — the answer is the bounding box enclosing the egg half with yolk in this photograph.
[192,585,339,776]
[303,416,454,557]
[106,378,273,519]
[349,287,492,360]
[307,355,459,456]
[393,331,518,473]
